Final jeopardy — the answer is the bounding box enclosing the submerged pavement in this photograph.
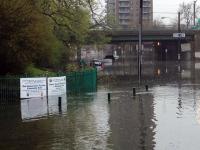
[1,61,200,150]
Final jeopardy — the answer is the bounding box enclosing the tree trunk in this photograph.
[77,45,81,63]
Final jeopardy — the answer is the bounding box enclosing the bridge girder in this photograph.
[108,30,195,43]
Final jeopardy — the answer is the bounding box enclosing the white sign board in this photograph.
[173,33,186,38]
[20,78,47,99]
[48,76,66,96]
[195,52,200,58]
[181,43,191,52]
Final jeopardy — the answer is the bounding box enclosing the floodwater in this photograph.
[1,61,200,150]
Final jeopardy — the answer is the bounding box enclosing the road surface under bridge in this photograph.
[107,30,195,61]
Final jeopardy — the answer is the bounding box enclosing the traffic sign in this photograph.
[173,33,186,38]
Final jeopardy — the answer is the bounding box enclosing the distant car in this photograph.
[90,59,104,70]
[104,55,115,60]
[104,54,119,61]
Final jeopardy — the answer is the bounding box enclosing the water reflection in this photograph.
[103,59,200,150]
[21,95,67,122]
[103,61,197,84]
[21,98,48,121]
[3,60,200,149]
[0,91,112,150]
[108,92,156,150]
[153,84,200,150]
[71,91,110,150]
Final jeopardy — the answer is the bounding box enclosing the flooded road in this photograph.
[1,61,200,150]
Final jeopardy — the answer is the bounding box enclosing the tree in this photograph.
[38,0,92,62]
[178,2,193,29]
[0,0,63,74]
[153,18,165,29]
[0,0,109,74]
[38,0,109,62]
[178,2,200,29]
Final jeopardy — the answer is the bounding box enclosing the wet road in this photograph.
[1,61,200,150]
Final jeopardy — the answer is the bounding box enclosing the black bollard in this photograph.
[108,93,111,102]
[58,97,62,113]
[133,88,136,96]
[145,85,148,91]
[58,97,62,106]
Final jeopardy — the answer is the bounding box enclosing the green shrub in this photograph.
[25,64,56,76]
[65,63,79,72]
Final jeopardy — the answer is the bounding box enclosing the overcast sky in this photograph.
[99,0,199,24]
[154,0,197,19]
[100,0,199,20]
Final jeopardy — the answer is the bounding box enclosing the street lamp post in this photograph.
[138,0,143,86]
[160,12,181,61]
[165,49,168,73]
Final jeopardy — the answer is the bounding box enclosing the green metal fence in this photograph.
[65,69,97,94]
[0,77,20,103]
[0,69,97,103]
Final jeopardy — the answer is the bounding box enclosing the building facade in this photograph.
[107,0,153,29]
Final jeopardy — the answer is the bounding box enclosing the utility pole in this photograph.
[138,0,143,86]
[178,12,181,32]
[194,0,197,26]
[178,12,181,61]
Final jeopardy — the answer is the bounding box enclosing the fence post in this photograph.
[58,97,62,113]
